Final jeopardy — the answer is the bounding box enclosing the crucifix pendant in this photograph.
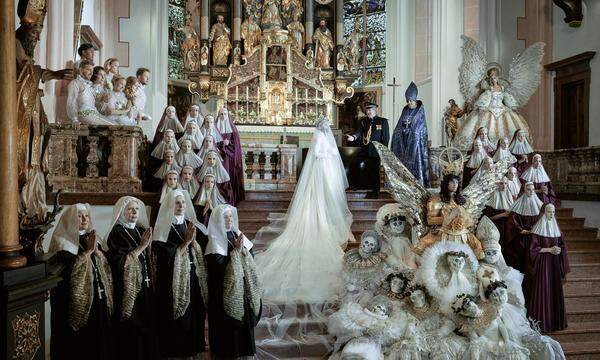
[98,287,105,300]
[144,277,151,288]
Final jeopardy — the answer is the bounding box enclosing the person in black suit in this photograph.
[345,102,390,198]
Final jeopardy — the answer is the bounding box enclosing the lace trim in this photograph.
[121,253,142,319]
[223,247,262,321]
[173,241,209,319]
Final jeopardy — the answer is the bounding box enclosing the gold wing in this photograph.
[373,142,430,237]
[462,156,513,224]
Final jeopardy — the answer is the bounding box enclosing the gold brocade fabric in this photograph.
[68,253,113,330]
[173,242,209,319]
[121,253,143,319]
[223,247,262,321]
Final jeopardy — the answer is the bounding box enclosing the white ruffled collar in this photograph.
[532,216,561,237]
[520,165,550,183]
[486,187,514,210]
[466,150,489,168]
[509,139,533,155]
[172,214,185,225]
[510,194,543,216]
[121,221,137,229]
[493,148,517,162]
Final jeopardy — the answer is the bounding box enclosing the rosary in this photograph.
[78,243,106,300]
[122,226,151,288]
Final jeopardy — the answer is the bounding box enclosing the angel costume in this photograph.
[204,204,262,359]
[526,204,570,333]
[254,118,354,303]
[152,190,209,358]
[194,173,226,226]
[153,149,182,179]
[176,139,204,170]
[105,196,160,360]
[453,36,544,149]
[151,129,180,159]
[520,154,558,206]
[153,106,184,145]
[509,129,534,174]
[49,204,115,360]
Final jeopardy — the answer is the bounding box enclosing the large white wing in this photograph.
[373,142,430,238]
[459,35,488,104]
[505,42,545,108]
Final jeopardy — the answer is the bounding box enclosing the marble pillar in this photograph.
[0,0,26,268]
[305,0,314,45]
[200,0,209,40]
[335,0,344,45]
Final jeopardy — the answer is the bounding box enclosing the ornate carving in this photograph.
[553,0,583,27]
[11,311,41,360]
[86,136,99,178]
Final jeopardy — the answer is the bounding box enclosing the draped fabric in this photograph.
[391,103,430,186]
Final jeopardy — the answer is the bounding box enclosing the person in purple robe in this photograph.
[462,138,489,187]
[504,182,543,273]
[520,154,558,206]
[508,129,533,174]
[482,179,514,247]
[193,173,226,226]
[390,82,430,186]
[474,126,496,156]
[216,106,245,205]
[526,203,570,333]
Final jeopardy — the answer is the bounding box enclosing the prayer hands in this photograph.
[233,232,244,249]
[180,222,196,250]
[135,227,153,256]
[83,230,98,257]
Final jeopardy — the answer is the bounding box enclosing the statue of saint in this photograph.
[178,14,200,71]
[16,0,73,224]
[344,18,365,73]
[313,19,334,69]
[209,15,232,66]
[240,15,261,57]
[286,10,304,50]
[261,0,283,30]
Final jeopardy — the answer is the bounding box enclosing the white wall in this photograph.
[553,0,600,146]
[118,0,169,137]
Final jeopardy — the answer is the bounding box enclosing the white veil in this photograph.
[107,196,150,236]
[152,189,207,243]
[49,203,105,254]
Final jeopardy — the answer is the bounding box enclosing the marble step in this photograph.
[237,209,380,221]
[566,304,600,323]
[548,321,600,343]
[563,228,599,240]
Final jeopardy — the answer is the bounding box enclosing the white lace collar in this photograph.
[120,221,137,229]
[486,187,514,210]
[520,165,550,183]
[510,193,543,216]
[172,214,185,225]
[532,215,561,237]
[509,139,533,155]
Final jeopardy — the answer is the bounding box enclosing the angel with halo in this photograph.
[373,143,512,261]
[452,35,545,150]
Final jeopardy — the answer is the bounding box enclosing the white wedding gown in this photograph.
[254,120,354,303]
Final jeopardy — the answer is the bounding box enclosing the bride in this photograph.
[254,117,354,303]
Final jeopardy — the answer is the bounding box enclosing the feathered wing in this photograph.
[374,142,429,237]
[505,42,545,108]
[462,156,513,224]
[459,35,488,104]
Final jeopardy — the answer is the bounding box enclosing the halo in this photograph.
[437,146,466,177]
[485,62,503,76]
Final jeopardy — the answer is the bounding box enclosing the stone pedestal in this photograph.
[1,263,59,360]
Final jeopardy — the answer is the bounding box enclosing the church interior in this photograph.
[1,0,600,359]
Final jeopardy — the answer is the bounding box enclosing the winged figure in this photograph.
[453,36,545,150]
[373,142,513,259]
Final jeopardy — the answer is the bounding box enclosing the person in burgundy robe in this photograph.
[216,106,245,205]
[520,154,558,206]
[504,182,543,273]
[474,126,496,156]
[526,204,570,333]
[196,150,233,205]
[193,173,226,226]
[509,129,533,174]
[463,138,489,187]
[482,180,513,248]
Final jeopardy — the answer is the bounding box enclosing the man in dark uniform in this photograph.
[346,102,390,198]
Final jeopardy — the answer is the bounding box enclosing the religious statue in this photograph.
[453,35,545,150]
[281,0,303,24]
[178,13,201,72]
[261,0,283,30]
[391,82,430,187]
[286,10,304,51]
[209,15,232,66]
[444,99,465,144]
[312,19,334,68]
[240,15,261,57]
[16,0,73,225]
[343,18,365,73]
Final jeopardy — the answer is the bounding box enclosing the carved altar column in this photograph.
[305,0,314,65]
[199,0,210,72]
[334,0,344,75]
[0,0,26,269]
[232,0,242,65]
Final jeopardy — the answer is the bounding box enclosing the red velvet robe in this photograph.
[526,234,570,333]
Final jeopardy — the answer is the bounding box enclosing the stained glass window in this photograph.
[343,0,386,87]
[168,0,185,80]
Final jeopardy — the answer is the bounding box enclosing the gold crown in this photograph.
[19,0,47,27]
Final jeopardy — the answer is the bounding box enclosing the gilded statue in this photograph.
[444,99,466,144]
[344,18,365,73]
[241,15,261,57]
[16,0,72,224]
[261,0,283,30]
[286,10,305,51]
[209,15,232,66]
[313,19,334,68]
[178,13,201,72]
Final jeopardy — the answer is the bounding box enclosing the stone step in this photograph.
[256,336,332,359]
[565,277,600,294]
[237,209,379,221]
[570,263,600,277]
[567,304,600,323]
[565,240,600,251]
[238,200,394,212]
[559,340,600,359]
[548,321,600,343]
[569,250,600,263]
[240,219,376,231]
[564,229,599,240]
[244,190,392,201]
[557,217,586,227]
[565,292,600,307]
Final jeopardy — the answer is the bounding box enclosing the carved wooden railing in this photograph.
[242,144,298,191]
[47,124,146,193]
[538,146,600,198]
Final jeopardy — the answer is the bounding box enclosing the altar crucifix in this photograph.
[386,77,402,122]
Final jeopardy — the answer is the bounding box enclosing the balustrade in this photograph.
[242,143,298,190]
